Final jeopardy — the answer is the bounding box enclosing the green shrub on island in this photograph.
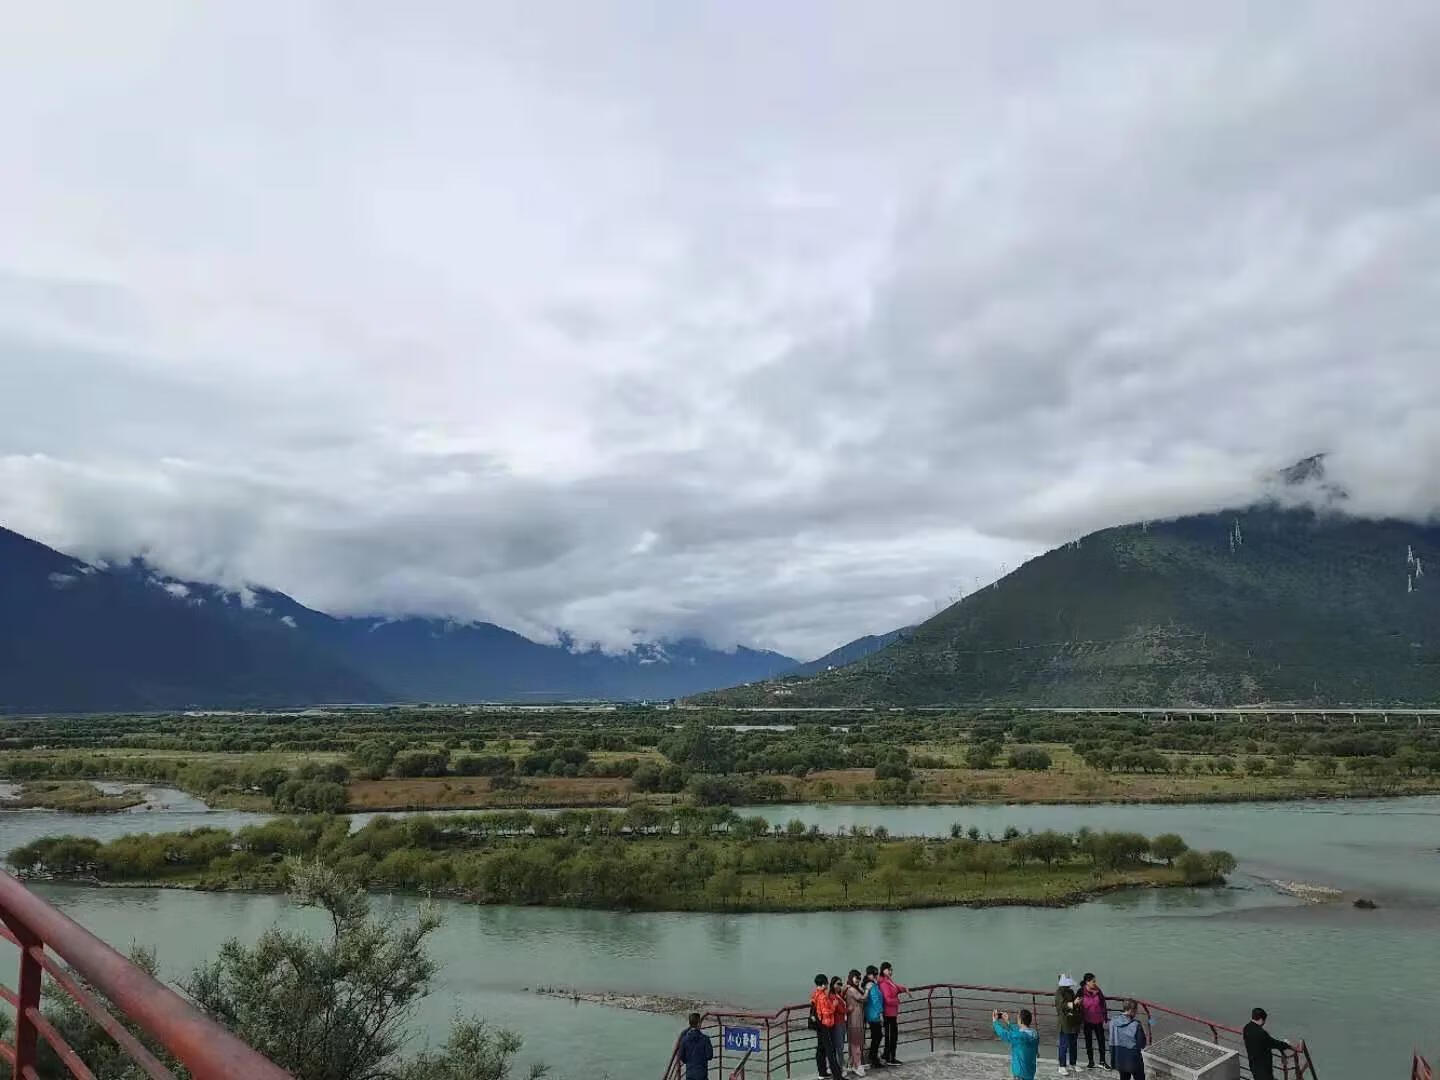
[1008,748,1053,771]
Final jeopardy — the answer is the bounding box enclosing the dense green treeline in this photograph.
[6,706,1437,768]
[4,708,1437,814]
[8,811,1233,911]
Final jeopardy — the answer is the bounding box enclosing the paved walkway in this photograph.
[852,1053,1016,1080]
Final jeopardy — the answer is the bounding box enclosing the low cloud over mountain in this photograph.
[2,3,1438,658]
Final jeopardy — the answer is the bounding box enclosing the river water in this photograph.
[3,794,1438,1078]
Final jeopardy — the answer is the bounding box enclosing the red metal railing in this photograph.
[0,870,292,1079]
[663,983,1318,1080]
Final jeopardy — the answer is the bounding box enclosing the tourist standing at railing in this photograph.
[1078,972,1110,1069]
[1106,1000,1150,1080]
[845,969,868,1075]
[679,1012,714,1080]
[992,1007,1039,1080]
[830,976,852,1077]
[863,965,884,1069]
[877,962,907,1066]
[811,974,847,1080]
[1243,1007,1295,1080]
[1055,975,1081,1075]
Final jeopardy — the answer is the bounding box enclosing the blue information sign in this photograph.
[722,1026,762,1054]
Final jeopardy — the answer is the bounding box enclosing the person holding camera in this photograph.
[992,1007,1039,1080]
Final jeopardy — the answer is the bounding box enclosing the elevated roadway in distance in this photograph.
[1022,705,1440,721]
[679,703,1440,721]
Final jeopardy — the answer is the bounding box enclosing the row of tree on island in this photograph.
[9,814,1236,909]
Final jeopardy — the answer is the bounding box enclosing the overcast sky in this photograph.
[2,3,1438,659]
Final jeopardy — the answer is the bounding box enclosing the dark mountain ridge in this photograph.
[0,527,386,712]
[0,526,795,711]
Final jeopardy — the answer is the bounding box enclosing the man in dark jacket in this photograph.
[679,1013,714,1080]
[1242,1008,1293,1080]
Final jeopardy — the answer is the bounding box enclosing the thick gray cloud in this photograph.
[2,2,1438,658]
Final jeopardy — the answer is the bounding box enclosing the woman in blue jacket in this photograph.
[862,965,884,1068]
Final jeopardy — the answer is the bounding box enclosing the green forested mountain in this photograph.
[782,626,913,678]
[699,506,1440,707]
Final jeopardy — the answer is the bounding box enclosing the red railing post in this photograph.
[9,918,43,1076]
[782,1011,791,1079]
[926,987,935,1053]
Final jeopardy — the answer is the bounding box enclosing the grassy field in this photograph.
[726,863,1189,909]
[346,775,640,809]
[346,741,1440,810]
[4,741,1434,813]
[4,707,1436,818]
[782,743,1439,803]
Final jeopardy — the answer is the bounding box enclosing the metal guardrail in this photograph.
[0,870,292,1079]
[663,982,1318,1080]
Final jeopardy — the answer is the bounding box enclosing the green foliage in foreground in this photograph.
[24,861,542,1080]
[8,811,1234,911]
[187,862,545,1080]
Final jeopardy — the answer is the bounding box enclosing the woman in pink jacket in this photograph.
[1078,973,1110,1070]
[877,962,907,1065]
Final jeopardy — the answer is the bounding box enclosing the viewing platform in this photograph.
[3,867,1323,1080]
[664,984,1319,1080]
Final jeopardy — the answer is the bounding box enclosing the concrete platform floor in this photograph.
[832,1053,1019,1080]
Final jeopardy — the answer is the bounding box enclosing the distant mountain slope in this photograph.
[697,506,1440,707]
[309,616,797,702]
[0,526,797,710]
[782,627,912,678]
[0,528,388,712]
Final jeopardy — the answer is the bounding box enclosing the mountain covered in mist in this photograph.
[0,526,795,711]
[697,502,1440,708]
[0,527,387,712]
